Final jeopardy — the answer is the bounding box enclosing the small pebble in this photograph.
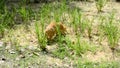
[9,49,16,54]
[0,42,3,47]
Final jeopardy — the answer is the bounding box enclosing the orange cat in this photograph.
[44,21,67,40]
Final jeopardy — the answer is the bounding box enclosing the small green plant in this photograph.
[53,44,70,59]
[104,23,119,49]
[18,7,29,22]
[72,8,82,34]
[98,15,106,44]
[0,6,15,37]
[74,40,97,56]
[73,31,97,56]
[35,21,47,51]
[74,35,82,56]
[3,9,15,27]
[27,7,36,20]
[79,19,88,37]
[95,0,108,12]
[52,37,71,59]
[85,18,93,40]
[101,12,119,49]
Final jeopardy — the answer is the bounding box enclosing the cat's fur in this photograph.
[45,21,67,40]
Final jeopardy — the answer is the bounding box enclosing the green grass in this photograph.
[95,0,108,12]
[0,1,35,37]
[0,0,6,14]
[100,12,120,49]
[74,37,97,56]
[0,7,15,37]
[104,23,119,49]
[18,7,29,22]
[77,59,120,68]
[72,8,82,34]
[84,18,93,40]
[35,21,47,51]
[98,15,106,44]
[53,35,97,59]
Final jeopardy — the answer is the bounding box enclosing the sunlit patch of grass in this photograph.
[71,8,82,34]
[71,9,93,39]
[104,23,119,49]
[100,12,120,50]
[73,38,97,56]
[84,18,93,40]
[98,15,106,44]
[77,59,120,68]
[53,35,98,59]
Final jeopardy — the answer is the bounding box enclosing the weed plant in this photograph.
[0,7,15,37]
[101,12,119,49]
[35,21,47,51]
[18,7,29,23]
[53,44,70,59]
[72,9,82,34]
[95,0,108,12]
[98,15,106,44]
[53,36,72,59]
[85,18,93,40]
[74,39,97,56]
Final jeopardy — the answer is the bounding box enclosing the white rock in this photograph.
[0,42,3,47]
[9,49,16,54]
